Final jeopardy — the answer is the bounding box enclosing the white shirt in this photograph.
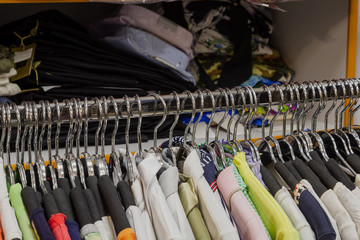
[183,150,240,240]
[126,205,148,240]
[333,182,360,237]
[138,153,182,240]
[275,187,315,240]
[159,166,195,240]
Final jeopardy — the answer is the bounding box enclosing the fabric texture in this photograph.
[352,187,360,202]
[80,224,99,239]
[178,173,211,240]
[130,177,156,240]
[94,220,110,240]
[48,213,71,240]
[84,232,102,240]
[217,166,270,240]
[301,180,346,240]
[65,220,81,240]
[183,150,240,240]
[126,205,147,240]
[294,184,336,240]
[9,183,37,240]
[137,153,182,240]
[333,182,360,237]
[158,166,195,240]
[355,175,360,189]
[233,152,299,240]
[101,216,116,240]
[275,187,315,240]
[30,207,55,240]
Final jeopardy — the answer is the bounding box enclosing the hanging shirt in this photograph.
[233,152,299,240]
[158,166,195,240]
[80,223,101,240]
[275,187,315,240]
[243,147,266,187]
[301,179,353,240]
[333,182,360,237]
[0,158,22,240]
[217,165,270,240]
[199,147,236,225]
[65,220,81,240]
[178,173,211,240]
[182,150,240,240]
[293,183,336,240]
[125,205,148,240]
[48,213,71,240]
[131,177,157,240]
[137,153,182,240]
[9,183,37,240]
[29,207,55,240]
[351,187,360,202]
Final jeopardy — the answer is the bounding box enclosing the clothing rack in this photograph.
[3,79,358,126]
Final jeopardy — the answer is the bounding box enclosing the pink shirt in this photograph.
[217,166,270,240]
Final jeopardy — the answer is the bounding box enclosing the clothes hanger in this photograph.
[192,89,204,145]
[209,88,228,168]
[161,91,180,166]
[265,84,287,163]
[328,80,354,156]
[316,81,356,175]
[4,104,15,186]
[108,96,122,182]
[96,96,110,177]
[286,83,312,162]
[341,79,360,147]
[13,103,27,186]
[201,89,219,172]
[240,86,261,162]
[254,86,278,165]
[222,88,239,155]
[146,93,169,165]
[230,86,244,152]
[26,101,37,191]
[278,83,296,161]
[80,98,95,178]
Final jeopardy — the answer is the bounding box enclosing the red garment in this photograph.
[48,213,71,240]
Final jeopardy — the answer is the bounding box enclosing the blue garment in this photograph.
[240,75,281,87]
[30,207,55,240]
[65,220,81,240]
[296,188,336,240]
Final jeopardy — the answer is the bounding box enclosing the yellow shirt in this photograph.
[234,152,299,240]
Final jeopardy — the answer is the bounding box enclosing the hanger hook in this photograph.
[5,104,11,167]
[324,80,338,131]
[335,80,346,132]
[45,100,52,161]
[108,96,119,155]
[123,95,131,159]
[225,88,235,142]
[168,91,180,147]
[130,95,143,156]
[246,86,258,140]
[182,90,196,148]
[193,90,204,143]
[101,96,108,157]
[257,85,272,138]
[13,103,21,165]
[340,80,354,129]
[20,102,29,164]
[203,89,215,145]
[311,81,324,132]
[149,93,167,149]
[282,83,294,136]
[215,88,229,142]
[64,99,74,157]
[93,98,103,156]
[233,87,246,141]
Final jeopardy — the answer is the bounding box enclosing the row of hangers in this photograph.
[1,79,360,194]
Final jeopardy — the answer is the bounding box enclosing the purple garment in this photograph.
[89,5,194,59]
[243,147,266,187]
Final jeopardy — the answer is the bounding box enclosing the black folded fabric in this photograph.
[0,9,196,103]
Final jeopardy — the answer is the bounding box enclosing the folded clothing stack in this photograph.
[0,46,21,96]
[89,4,196,85]
[0,10,196,103]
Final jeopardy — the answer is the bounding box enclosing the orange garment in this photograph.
[117,228,136,240]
